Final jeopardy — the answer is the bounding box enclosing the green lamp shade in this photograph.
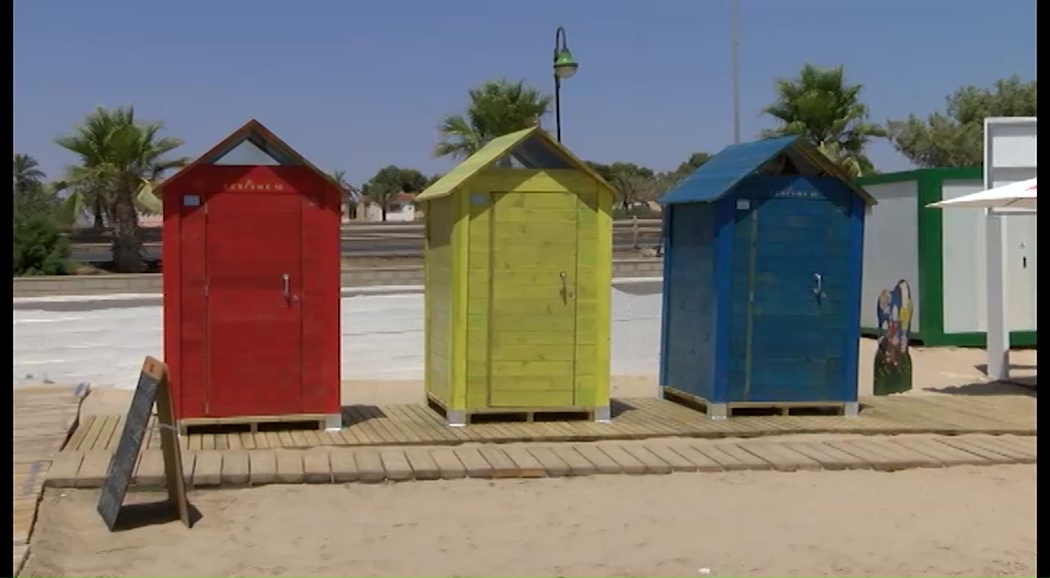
[553,48,578,79]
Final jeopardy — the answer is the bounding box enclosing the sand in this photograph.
[23,465,1035,578]
[28,339,1035,577]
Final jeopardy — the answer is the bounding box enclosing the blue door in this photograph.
[727,178,853,403]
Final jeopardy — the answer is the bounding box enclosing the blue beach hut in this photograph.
[656,136,876,419]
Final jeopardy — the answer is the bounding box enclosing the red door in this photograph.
[204,191,303,417]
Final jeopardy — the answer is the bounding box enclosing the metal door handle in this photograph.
[282,273,290,299]
[560,271,570,299]
[813,273,822,296]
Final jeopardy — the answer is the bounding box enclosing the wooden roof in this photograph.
[415,126,616,202]
[658,135,877,206]
[155,119,343,195]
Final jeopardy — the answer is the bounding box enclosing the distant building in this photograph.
[139,213,163,228]
[356,192,419,222]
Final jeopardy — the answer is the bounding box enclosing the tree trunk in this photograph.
[381,205,388,222]
[92,196,106,228]
[109,188,144,273]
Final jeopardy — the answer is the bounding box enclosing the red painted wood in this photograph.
[176,193,208,418]
[299,187,341,414]
[160,127,342,422]
[205,190,304,417]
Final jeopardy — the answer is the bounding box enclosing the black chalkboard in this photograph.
[97,356,190,531]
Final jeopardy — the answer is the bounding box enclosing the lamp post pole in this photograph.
[553,26,579,143]
[731,0,741,144]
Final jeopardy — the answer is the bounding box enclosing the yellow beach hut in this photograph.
[417,126,616,426]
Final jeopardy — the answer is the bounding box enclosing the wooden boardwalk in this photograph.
[45,433,1036,489]
[64,394,1035,453]
[12,384,90,577]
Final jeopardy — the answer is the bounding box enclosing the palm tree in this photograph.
[13,153,46,195]
[13,153,58,219]
[760,64,886,177]
[54,106,189,273]
[434,79,552,160]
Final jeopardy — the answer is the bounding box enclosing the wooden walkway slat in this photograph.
[13,384,89,578]
[58,395,1036,454]
[41,432,1039,491]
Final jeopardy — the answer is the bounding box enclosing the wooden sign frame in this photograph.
[96,356,191,531]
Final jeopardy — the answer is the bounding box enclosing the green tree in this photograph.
[597,162,656,208]
[53,106,189,273]
[13,154,69,276]
[13,153,56,217]
[667,152,712,182]
[886,75,1037,168]
[13,153,45,194]
[761,64,885,177]
[14,213,70,276]
[434,79,552,160]
[361,165,428,221]
[651,151,714,196]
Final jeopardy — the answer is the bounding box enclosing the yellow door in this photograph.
[488,191,578,407]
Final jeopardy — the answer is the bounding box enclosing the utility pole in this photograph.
[731,0,741,144]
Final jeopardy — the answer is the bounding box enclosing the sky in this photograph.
[14,0,1037,186]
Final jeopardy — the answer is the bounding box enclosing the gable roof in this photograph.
[155,119,343,195]
[415,126,616,202]
[657,135,877,206]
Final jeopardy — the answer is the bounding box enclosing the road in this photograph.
[68,221,663,263]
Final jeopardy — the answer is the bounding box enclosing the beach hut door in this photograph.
[486,191,579,407]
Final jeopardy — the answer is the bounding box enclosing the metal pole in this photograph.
[730,0,741,144]
[554,26,566,143]
[555,76,562,142]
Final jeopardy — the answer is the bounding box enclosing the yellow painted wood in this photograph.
[420,138,616,416]
[416,126,618,202]
[423,196,455,402]
[469,169,593,195]
[490,389,574,407]
[423,210,432,396]
[487,191,577,407]
[465,191,492,409]
[449,191,471,410]
[580,186,613,407]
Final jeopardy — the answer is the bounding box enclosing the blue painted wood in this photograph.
[658,139,877,207]
[660,204,718,399]
[711,197,736,401]
[658,209,673,387]
[657,136,872,408]
[841,194,866,403]
[659,137,798,206]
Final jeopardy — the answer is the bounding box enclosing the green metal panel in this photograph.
[855,168,1036,347]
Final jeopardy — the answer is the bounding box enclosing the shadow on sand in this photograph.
[110,498,203,532]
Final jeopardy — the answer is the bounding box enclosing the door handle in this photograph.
[813,273,823,296]
[282,273,290,299]
[560,271,574,300]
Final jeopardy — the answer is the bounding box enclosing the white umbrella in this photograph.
[927,178,1037,210]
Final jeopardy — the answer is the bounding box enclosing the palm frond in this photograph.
[435,79,552,160]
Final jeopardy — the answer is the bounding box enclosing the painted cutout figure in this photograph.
[873,279,914,395]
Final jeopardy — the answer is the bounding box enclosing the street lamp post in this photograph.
[730,0,741,144]
[552,26,579,143]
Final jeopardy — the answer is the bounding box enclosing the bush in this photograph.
[13,212,70,276]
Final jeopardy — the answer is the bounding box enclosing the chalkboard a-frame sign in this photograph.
[96,356,191,531]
